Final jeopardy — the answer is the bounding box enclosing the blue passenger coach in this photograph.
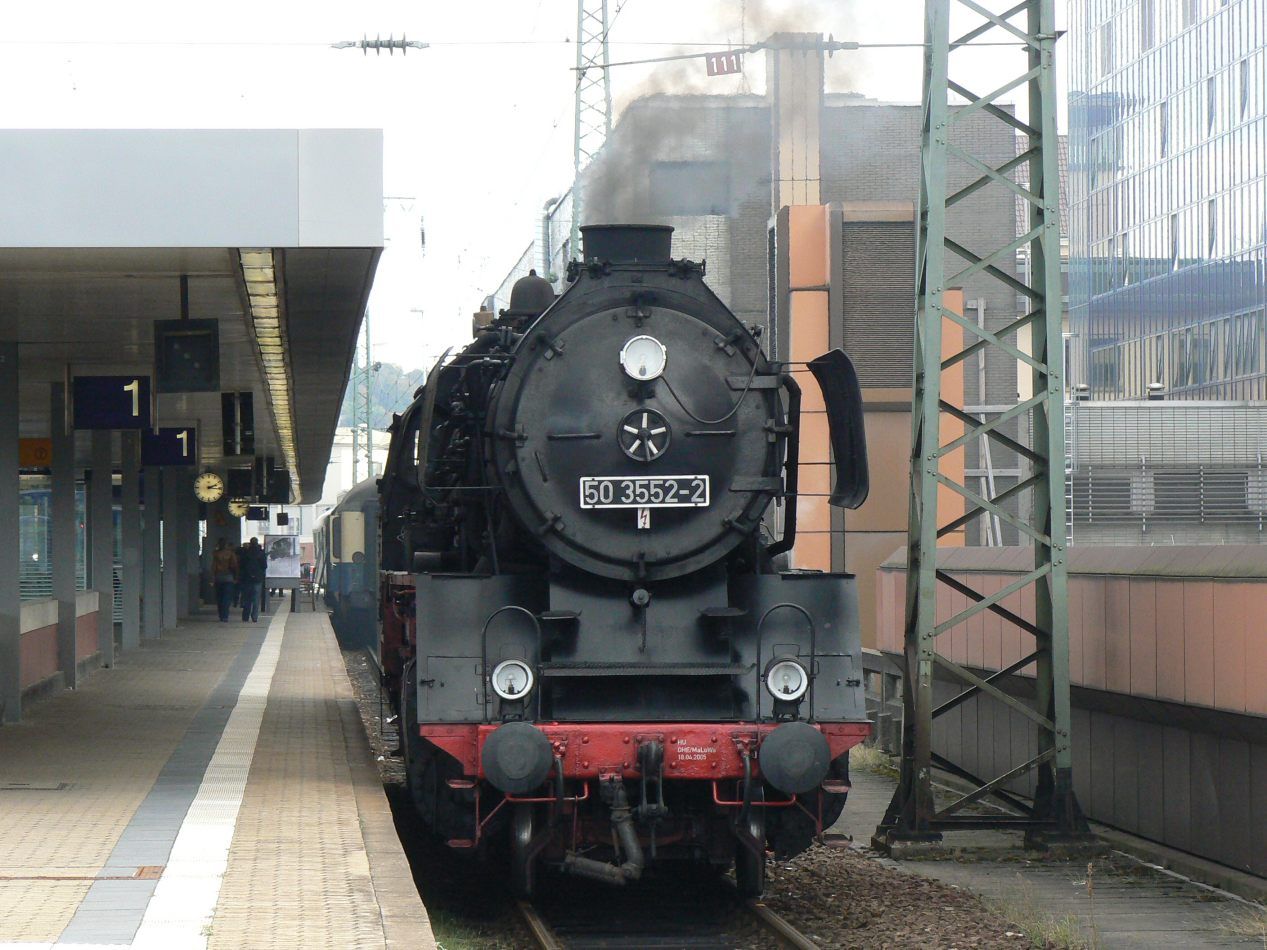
[314,478,379,652]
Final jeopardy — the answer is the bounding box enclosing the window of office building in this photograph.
[1141,0,1156,51]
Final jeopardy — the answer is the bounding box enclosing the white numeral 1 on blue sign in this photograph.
[123,378,141,417]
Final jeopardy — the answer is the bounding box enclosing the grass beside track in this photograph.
[982,877,1089,950]
[1222,903,1267,947]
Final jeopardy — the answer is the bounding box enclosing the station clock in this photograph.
[193,471,225,503]
[227,498,250,518]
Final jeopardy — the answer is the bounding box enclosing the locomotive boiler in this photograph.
[378,224,871,897]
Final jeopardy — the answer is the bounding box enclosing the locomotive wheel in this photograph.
[399,660,419,778]
[510,803,539,899]
[734,786,767,898]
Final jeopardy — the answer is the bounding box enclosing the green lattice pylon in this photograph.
[874,0,1089,848]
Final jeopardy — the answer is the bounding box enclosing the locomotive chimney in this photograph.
[580,224,673,264]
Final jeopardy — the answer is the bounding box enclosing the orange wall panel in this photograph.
[1067,578,1085,684]
[1127,579,1157,697]
[878,570,902,653]
[1153,581,1186,703]
[978,572,998,668]
[1182,581,1216,707]
[875,566,1265,718]
[942,585,957,663]
[1212,583,1247,714]
[791,372,826,413]
[853,532,905,650]
[789,291,830,412]
[875,570,891,652]
[937,290,967,546]
[1019,583,1036,674]
[962,585,983,663]
[797,412,831,475]
[998,589,1022,671]
[19,625,58,690]
[935,581,953,645]
[847,408,911,533]
[76,611,99,660]
[1081,578,1107,690]
[787,257,830,570]
[957,577,978,663]
[787,205,830,289]
[1104,577,1132,694]
[794,530,831,573]
[1245,584,1267,716]
[981,574,1004,670]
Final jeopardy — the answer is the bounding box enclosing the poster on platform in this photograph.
[264,534,301,587]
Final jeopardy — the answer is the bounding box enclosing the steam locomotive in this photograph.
[377,225,870,897]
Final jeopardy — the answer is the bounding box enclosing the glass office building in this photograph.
[1068,0,1267,399]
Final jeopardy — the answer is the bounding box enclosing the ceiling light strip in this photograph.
[239,247,299,502]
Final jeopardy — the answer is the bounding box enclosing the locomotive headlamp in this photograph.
[764,657,809,702]
[619,335,667,381]
[490,659,535,701]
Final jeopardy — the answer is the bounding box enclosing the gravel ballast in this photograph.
[765,844,1027,948]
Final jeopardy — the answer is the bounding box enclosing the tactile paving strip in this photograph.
[0,605,433,950]
[57,627,269,945]
[206,610,391,949]
[0,619,257,945]
[126,605,289,948]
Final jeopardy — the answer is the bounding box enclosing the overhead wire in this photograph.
[0,37,742,48]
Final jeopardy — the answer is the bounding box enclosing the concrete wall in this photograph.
[873,547,1267,877]
[18,591,101,693]
[876,550,1267,718]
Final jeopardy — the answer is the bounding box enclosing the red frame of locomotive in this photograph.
[381,571,871,850]
[421,722,869,783]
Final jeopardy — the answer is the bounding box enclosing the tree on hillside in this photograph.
[338,361,427,431]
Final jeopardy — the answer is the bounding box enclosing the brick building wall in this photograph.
[585,93,1021,410]
[581,93,1025,514]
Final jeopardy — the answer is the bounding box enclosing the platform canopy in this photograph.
[0,129,383,503]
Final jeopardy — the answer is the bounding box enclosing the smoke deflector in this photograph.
[807,349,870,509]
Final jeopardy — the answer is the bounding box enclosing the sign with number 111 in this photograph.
[705,51,743,76]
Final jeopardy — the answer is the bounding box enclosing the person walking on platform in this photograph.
[233,542,247,607]
[239,538,268,623]
[211,539,239,623]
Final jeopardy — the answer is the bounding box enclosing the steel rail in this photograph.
[744,898,822,950]
[516,900,564,950]
[517,886,821,949]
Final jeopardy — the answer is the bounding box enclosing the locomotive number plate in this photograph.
[579,475,710,509]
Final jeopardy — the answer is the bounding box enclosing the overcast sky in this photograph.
[0,0,1067,374]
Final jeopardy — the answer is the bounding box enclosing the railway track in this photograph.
[343,649,823,949]
[515,875,820,950]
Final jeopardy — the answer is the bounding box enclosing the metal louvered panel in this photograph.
[1070,401,1267,468]
[840,222,916,388]
[1071,466,1260,527]
[1065,401,1267,540]
[19,564,88,601]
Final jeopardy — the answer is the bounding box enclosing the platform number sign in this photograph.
[705,51,743,76]
[72,375,152,430]
[141,427,197,466]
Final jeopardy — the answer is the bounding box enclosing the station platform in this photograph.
[835,763,1264,948]
[0,603,435,950]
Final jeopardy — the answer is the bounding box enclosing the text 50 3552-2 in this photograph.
[578,475,710,509]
